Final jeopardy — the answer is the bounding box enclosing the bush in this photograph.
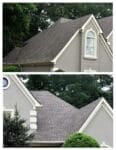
[63,133,100,147]
[3,65,21,72]
[3,108,34,147]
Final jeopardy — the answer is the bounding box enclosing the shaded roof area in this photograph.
[4,14,91,64]
[31,90,101,141]
[98,16,112,37]
[4,14,112,65]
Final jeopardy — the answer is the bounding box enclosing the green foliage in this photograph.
[3,3,112,56]
[3,65,21,72]
[3,107,34,147]
[63,133,100,147]
[26,75,113,108]
[3,3,37,56]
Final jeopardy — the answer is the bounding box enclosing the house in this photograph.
[4,14,113,72]
[3,75,113,147]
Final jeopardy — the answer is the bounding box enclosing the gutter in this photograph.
[4,61,54,67]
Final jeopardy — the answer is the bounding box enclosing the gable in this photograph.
[83,106,113,147]
[79,98,113,132]
[3,75,41,109]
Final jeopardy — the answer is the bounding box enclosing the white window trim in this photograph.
[84,29,97,59]
[3,76,10,90]
[4,109,14,118]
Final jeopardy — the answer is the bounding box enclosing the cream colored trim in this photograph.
[10,75,42,108]
[106,31,113,40]
[101,142,112,148]
[51,30,79,63]
[99,34,112,61]
[51,67,59,72]
[81,14,102,33]
[84,28,97,58]
[30,123,37,130]
[79,97,113,132]
[29,141,64,143]
[30,110,37,116]
[30,117,37,123]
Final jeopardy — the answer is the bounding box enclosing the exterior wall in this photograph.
[3,75,33,126]
[80,18,112,72]
[21,65,52,72]
[83,106,113,147]
[54,32,81,72]
[99,38,112,72]
[107,33,113,51]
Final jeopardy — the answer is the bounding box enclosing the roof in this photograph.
[4,14,112,65]
[3,14,91,64]
[31,90,102,141]
[98,16,112,37]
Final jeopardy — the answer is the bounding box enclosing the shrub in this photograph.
[3,65,21,72]
[63,133,100,147]
[3,108,34,147]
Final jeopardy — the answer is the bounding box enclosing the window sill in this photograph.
[84,56,98,60]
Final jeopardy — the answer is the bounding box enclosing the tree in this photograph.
[63,133,100,147]
[25,75,113,108]
[3,3,37,56]
[3,107,34,147]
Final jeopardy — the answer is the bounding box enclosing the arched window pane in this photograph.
[85,30,96,57]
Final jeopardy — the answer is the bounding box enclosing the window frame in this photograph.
[84,29,97,59]
[3,76,10,90]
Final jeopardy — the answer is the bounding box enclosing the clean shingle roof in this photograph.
[31,90,101,141]
[4,15,112,65]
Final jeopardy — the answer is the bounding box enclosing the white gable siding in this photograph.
[54,32,81,72]
[3,76,33,126]
[83,106,113,147]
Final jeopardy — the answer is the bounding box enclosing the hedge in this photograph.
[63,133,100,147]
[3,65,21,72]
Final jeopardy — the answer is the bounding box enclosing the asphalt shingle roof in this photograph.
[4,14,91,64]
[4,15,112,65]
[98,16,112,37]
[31,90,101,141]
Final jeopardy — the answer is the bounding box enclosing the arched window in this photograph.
[85,30,97,58]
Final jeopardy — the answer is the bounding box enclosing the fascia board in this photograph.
[81,14,103,34]
[99,34,113,60]
[28,141,64,143]
[106,31,113,40]
[11,75,42,108]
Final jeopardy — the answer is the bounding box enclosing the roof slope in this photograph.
[31,90,101,141]
[4,15,112,65]
[98,16,112,37]
[4,15,91,64]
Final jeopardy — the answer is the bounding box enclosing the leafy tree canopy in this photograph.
[23,75,113,108]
